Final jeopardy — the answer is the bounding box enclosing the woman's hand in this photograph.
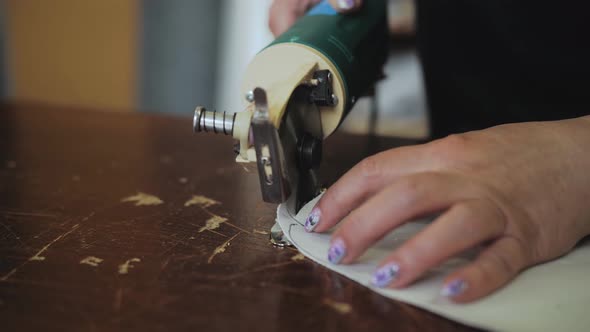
[269,0,363,36]
[305,117,590,302]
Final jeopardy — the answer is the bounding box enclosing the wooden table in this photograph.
[0,103,479,332]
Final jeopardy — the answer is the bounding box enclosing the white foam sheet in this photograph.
[277,196,590,332]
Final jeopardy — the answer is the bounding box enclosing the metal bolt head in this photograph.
[331,94,339,106]
[270,223,292,247]
[245,91,255,102]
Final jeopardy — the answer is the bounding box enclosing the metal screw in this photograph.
[331,94,339,106]
[245,91,255,102]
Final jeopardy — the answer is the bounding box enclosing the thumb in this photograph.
[269,0,324,37]
[328,0,363,13]
[269,0,300,37]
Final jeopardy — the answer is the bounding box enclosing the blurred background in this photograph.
[0,0,427,138]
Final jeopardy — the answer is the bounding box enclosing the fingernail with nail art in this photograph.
[337,0,355,10]
[441,279,468,298]
[305,208,321,232]
[371,263,400,288]
[328,238,346,264]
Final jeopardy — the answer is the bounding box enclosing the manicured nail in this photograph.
[305,208,321,232]
[441,279,468,298]
[337,0,355,10]
[371,263,400,288]
[328,238,346,264]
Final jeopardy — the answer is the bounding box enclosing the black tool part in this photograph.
[309,70,336,107]
[298,133,322,170]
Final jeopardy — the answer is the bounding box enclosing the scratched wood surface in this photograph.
[0,103,480,332]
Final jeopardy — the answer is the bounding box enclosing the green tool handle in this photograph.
[270,0,388,113]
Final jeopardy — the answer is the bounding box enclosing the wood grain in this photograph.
[0,103,480,332]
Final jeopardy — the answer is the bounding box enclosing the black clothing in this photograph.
[416,1,590,138]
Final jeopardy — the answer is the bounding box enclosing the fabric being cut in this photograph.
[276,195,590,332]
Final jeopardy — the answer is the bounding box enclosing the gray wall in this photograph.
[140,0,221,115]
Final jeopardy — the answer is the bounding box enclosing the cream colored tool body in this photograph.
[194,42,340,210]
[192,0,388,242]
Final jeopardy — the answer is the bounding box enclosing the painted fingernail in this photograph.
[337,0,355,10]
[304,208,321,232]
[328,238,346,264]
[371,263,400,288]
[441,279,468,298]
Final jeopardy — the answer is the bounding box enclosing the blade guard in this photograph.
[250,88,291,203]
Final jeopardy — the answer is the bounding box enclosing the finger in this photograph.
[269,0,322,36]
[268,0,300,36]
[370,199,506,289]
[328,0,363,13]
[441,236,530,303]
[327,172,476,265]
[305,146,432,233]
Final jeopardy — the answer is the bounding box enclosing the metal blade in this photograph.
[251,88,291,203]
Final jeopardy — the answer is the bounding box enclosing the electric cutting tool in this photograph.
[192,0,388,243]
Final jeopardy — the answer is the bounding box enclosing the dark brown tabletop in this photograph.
[0,103,479,332]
